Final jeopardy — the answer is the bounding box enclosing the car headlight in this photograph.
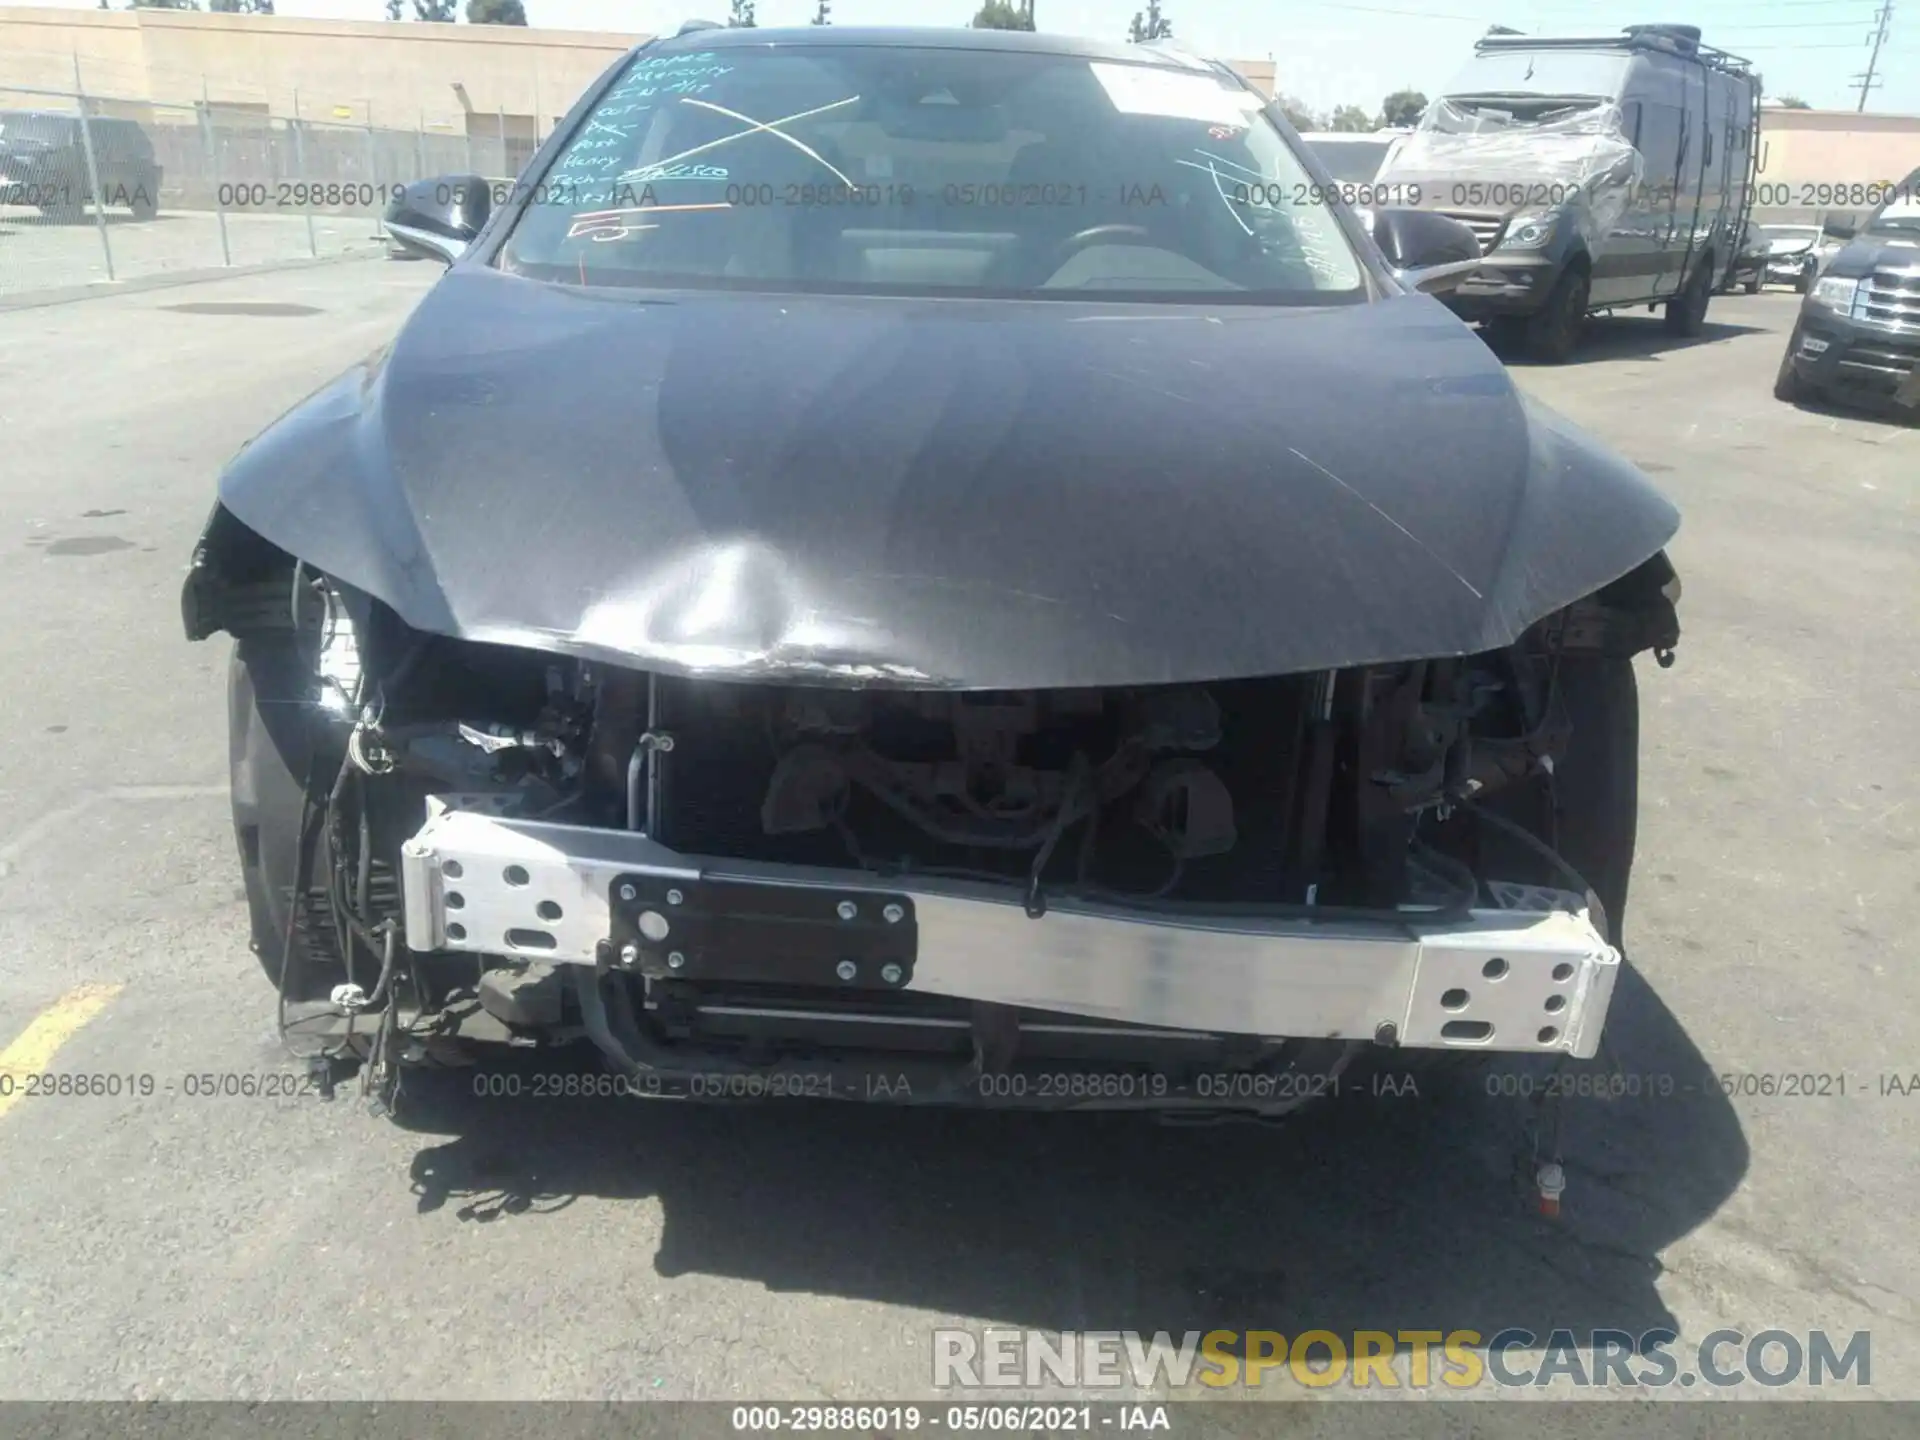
[1809,275,1858,313]
[1498,213,1556,250]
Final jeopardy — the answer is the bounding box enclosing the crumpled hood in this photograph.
[214,266,1678,689]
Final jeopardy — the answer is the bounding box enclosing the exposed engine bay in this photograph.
[188,518,1679,1114]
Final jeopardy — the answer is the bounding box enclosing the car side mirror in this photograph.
[382,175,492,265]
[1370,206,1484,294]
[1820,214,1857,241]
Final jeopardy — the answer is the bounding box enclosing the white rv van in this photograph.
[1377,23,1761,360]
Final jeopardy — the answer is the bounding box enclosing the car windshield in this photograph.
[497,43,1365,301]
[1437,48,1632,103]
[1425,93,1615,131]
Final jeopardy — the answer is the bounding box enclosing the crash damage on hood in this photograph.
[187,268,1677,690]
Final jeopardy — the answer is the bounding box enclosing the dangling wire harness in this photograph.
[274,565,423,1111]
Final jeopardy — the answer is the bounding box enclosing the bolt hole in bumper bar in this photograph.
[399,800,1619,1058]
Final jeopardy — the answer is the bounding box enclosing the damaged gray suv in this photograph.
[183,26,1682,1120]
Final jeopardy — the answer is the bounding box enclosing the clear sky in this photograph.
[13,0,1918,115]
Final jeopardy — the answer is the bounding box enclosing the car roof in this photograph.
[641,24,1227,72]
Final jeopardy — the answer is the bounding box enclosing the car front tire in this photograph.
[1773,342,1810,404]
[229,638,341,997]
[1664,258,1713,336]
[1525,264,1590,363]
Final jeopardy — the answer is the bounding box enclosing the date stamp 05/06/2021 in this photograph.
[4,1065,1914,1106]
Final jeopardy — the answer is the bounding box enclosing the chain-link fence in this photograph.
[1,83,523,297]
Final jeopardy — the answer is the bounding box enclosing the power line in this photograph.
[1269,2,1497,20]
[1717,19,1889,29]
[1530,0,1871,9]
[1855,0,1894,109]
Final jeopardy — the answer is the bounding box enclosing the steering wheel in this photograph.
[1051,223,1157,263]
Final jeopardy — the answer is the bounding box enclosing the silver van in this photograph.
[1377,23,1761,360]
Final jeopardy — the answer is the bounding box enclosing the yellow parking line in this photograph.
[0,982,123,1122]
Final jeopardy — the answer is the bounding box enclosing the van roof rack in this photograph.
[1474,25,1754,79]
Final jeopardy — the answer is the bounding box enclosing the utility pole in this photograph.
[1855,1,1893,113]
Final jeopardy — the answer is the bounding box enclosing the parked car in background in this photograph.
[1298,128,1412,234]
[1297,128,1410,185]
[1720,219,1765,294]
[1774,177,1920,411]
[1377,24,1761,361]
[1757,223,1829,292]
[0,110,161,219]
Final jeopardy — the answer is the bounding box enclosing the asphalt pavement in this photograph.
[0,205,385,298]
[0,262,1915,1403]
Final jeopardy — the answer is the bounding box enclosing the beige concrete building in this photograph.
[1757,103,1920,191]
[0,6,639,140]
[0,7,1907,194]
[0,8,1274,136]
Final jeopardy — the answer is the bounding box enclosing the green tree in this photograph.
[210,0,276,10]
[467,0,525,21]
[1775,95,1812,109]
[414,0,456,17]
[728,0,756,25]
[1275,94,1319,132]
[1380,89,1427,127]
[385,0,403,14]
[811,0,830,20]
[1127,0,1171,42]
[129,0,202,9]
[1329,104,1374,132]
[971,1,1033,30]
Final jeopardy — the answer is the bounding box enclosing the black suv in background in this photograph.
[1775,176,1920,413]
[0,110,162,220]
[1719,220,1766,295]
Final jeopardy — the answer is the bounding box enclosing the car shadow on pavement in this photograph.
[1490,317,1768,368]
[1779,390,1920,430]
[393,956,1746,1355]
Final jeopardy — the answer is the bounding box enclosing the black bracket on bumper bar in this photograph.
[607,873,918,989]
